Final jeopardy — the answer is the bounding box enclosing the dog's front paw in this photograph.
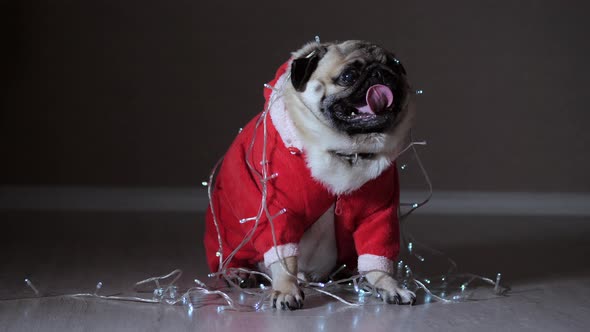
[365,271,416,305]
[270,281,305,310]
[269,256,304,310]
[376,285,416,305]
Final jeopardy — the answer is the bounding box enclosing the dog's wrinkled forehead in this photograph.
[290,40,404,92]
[293,40,386,62]
[335,40,390,62]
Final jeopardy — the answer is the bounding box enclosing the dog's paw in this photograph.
[269,256,304,310]
[375,285,416,305]
[270,282,305,310]
[365,271,416,305]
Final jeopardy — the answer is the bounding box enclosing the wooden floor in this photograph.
[1,211,589,331]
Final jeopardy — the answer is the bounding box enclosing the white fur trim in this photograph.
[269,66,304,151]
[358,254,394,274]
[263,243,300,267]
[305,147,393,194]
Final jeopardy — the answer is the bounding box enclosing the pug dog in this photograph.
[204,40,417,310]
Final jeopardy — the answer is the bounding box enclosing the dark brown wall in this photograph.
[2,0,589,191]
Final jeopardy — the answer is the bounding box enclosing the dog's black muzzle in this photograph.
[325,64,406,135]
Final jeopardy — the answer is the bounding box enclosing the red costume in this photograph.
[204,62,400,275]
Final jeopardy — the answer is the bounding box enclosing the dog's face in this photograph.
[289,40,410,135]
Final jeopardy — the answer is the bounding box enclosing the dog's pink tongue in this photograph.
[355,84,394,114]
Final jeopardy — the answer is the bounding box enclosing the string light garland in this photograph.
[6,36,509,312]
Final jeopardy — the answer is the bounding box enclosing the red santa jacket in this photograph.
[204,61,400,275]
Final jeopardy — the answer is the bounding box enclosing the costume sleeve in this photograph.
[214,113,311,268]
[219,153,308,268]
[352,165,400,274]
[353,203,399,274]
[250,211,308,267]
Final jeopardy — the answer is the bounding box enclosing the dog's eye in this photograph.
[338,69,359,86]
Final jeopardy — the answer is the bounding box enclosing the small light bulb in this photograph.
[494,273,502,293]
[24,278,39,296]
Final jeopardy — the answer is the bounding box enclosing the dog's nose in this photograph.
[372,70,382,79]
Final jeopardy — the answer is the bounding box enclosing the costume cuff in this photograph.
[358,254,394,274]
[263,243,299,267]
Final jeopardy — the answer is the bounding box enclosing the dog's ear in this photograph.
[291,47,325,92]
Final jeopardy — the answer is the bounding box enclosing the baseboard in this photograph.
[1,186,589,216]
